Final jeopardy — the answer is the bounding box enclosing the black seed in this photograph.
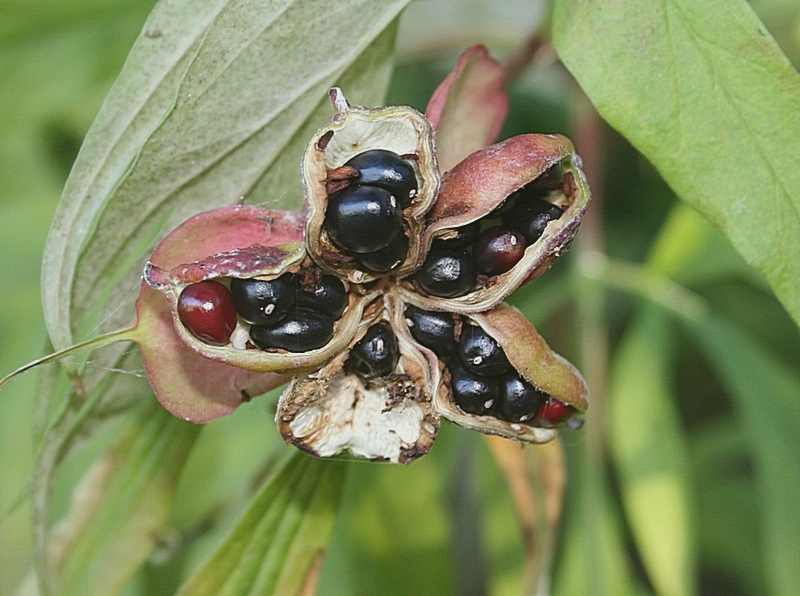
[404,305,457,357]
[325,185,402,254]
[496,372,546,422]
[503,197,563,244]
[358,232,409,272]
[296,275,347,319]
[458,324,510,376]
[249,308,334,352]
[230,274,296,325]
[449,360,498,415]
[488,191,520,217]
[432,221,480,250]
[346,321,400,378]
[343,149,418,208]
[416,247,477,298]
[530,162,564,191]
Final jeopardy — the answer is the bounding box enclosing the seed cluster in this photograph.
[416,163,565,298]
[178,270,347,353]
[324,149,418,273]
[404,305,575,427]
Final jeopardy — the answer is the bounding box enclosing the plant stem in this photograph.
[0,324,138,393]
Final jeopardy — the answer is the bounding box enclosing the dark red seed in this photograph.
[533,397,576,427]
[178,280,237,346]
[472,226,527,276]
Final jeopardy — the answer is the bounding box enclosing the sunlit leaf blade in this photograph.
[177,450,347,596]
[42,0,411,355]
[48,399,198,595]
[553,0,800,328]
[686,316,800,596]
[553,445,643,594]
[609,307,697,596]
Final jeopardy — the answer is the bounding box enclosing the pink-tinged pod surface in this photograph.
[430,304,588,442]
[136,205,305,422]
[398,134,590,313]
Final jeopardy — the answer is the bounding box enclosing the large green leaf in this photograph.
[609,307,696,595]
[177,450,347,595]
[46,399,198,595]
[686,316,800,596]
[552,0,800,327]
[42,0,411,356]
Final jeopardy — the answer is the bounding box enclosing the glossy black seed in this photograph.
[529,162,565,191]
[404,305,457,357]
[343,149,418,208]
[431,221,480,250]
[416,247,477,298]
[449,360,498,415]
[358,232,409,272]
[458,324,510,376]
[472,226,527,276]
[488,191,520,217]
[503,198,563,244]
[249,308,334,352]
[325,185,402,254]
[296,275,348,319]
[230,274,296,325]
[496,372,546,422]
[346,321,400,378]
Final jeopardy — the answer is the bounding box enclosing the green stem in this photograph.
[578,250,709,324]
[0,324,139,393]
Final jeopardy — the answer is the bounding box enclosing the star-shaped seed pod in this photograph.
[141,46,590,463]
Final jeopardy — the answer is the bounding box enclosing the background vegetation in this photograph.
[1,0,799,594]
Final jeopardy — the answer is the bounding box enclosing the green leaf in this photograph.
[686,315,800,596]
[42,0,410,354]
[609,307,697,596]
[552,0,800,327]
[177,450,347,596]
[48,399,198,595]
[553,443,643,595]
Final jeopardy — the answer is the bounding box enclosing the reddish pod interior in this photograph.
[178,281,237,346]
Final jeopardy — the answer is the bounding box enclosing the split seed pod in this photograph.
[399,134,590,312]
[277,294,439,464]
[303,88,441,283]
[144,206,371,374]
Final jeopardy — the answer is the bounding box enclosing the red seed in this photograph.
[533,396,575,427]
[472,227,526,276]
[178,280,237,345]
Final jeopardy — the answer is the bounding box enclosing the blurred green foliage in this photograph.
[2,1,799,595]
